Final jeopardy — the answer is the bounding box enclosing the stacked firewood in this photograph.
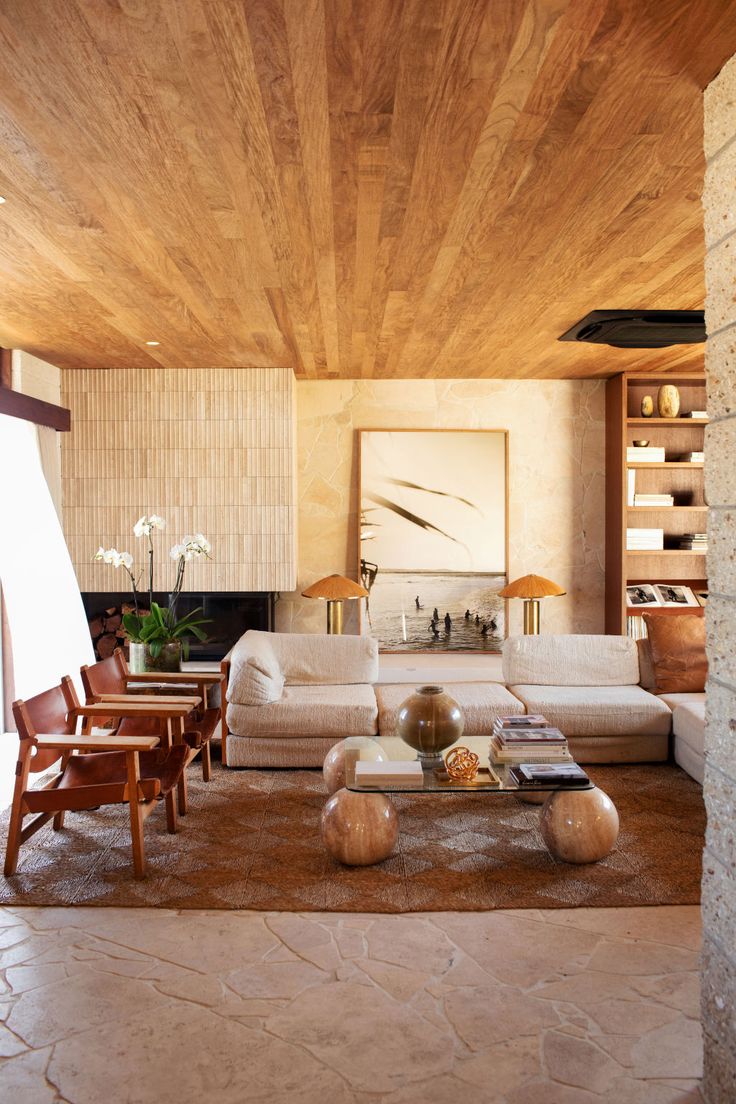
[87,604,147,660]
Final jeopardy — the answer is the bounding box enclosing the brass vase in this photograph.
[396,685,464,769]
[657,384,680,418]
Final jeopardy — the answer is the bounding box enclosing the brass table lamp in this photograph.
[302,574,369,634]
[498,574,566,634]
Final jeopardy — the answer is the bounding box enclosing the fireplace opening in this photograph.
[81,591,275,661]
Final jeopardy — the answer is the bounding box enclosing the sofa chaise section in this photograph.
[224,631,379,767]
[503,634,672,763]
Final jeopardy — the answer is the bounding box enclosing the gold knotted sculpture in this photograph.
[444,745,480,782]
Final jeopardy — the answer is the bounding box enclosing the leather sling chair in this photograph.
[80,649,220,799]
[5,676,194,879]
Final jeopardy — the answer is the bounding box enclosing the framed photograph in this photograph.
[359,429,508,652]
[653,583,699,607]
[626,584,661,608]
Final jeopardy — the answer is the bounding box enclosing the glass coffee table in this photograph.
[321,735,619,867]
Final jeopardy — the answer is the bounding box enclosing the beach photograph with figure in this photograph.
[359,429,508,652]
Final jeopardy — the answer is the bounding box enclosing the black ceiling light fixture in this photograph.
[558,310,705,349]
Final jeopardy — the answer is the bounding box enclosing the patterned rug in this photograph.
[0,759,705,911]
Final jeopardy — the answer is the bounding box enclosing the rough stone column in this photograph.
[702,55,736,1103]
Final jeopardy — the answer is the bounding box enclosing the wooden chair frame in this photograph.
[81,649,221,783]
[6,676,196,879]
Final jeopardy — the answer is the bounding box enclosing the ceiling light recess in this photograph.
[558,310,705,349]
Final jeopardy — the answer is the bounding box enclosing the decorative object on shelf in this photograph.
[302,573,369,634]
[640,394,654,417]
[322,736,387,794]
[396,684,464,769]
[444,745,480,782]
[498,574,566,634]
[632,439,649,447]
[359,429,508,653]
[657,383,681,418]
[93,516,212,672]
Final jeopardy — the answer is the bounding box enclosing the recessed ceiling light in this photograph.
[145,340,160,346]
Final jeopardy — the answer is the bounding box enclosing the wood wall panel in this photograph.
[61,369,296,593]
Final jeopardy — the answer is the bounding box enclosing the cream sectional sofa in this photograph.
[224,630,379,767]
[502,634,673,763]
[222,630,702,778]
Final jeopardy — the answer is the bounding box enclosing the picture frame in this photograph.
[626,583,661,608]
[358,429,509,653]
[653,583,699,608]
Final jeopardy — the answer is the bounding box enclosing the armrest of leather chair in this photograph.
[35,733,160,752]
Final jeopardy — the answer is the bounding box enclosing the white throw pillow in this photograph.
[235,655,284,706]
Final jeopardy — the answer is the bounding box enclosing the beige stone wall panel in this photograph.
[61,368,296,594]
[278,378,605,637]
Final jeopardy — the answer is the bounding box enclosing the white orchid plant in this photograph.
[93,515,212,658]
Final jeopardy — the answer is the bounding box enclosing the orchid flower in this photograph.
[134,514,166,538]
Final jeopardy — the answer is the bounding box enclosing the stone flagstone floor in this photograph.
[0,904,703,1103]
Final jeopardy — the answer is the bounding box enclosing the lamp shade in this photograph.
[498,574,566,599]
[301,574,369,600]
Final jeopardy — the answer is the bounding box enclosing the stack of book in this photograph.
[633,493,674,507]
[627,445,665,463]
[490,716,572,765]
[509,762,589,788]
[677,532,708,551]
[682,451,704,463]
[683,410,707,419]
[627,527,664,550]
[354,761,423,788]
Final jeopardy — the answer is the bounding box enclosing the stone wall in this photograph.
[276,379,606,637]
[62,368,297,593]
[702,55,736,1103]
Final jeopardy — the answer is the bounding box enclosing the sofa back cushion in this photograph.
[270,631,379,684]
[228,632,284,705]
[502,634,640,686]
[642,613,707,694]
[636,637,657,691]
[229,630,379,699]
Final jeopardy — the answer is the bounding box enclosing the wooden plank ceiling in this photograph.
[0,0,733,379]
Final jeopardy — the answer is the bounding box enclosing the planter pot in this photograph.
[128,641,182,674]
[396,684,464,769]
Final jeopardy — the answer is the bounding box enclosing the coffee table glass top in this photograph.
[344,735,593,794]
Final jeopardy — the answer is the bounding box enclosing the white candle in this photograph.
[401,612,407,641]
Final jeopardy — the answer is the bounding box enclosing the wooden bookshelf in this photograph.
[605,372,707,635]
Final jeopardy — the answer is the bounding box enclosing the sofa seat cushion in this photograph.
[507,684,672,737]
[672,701,705,755]
[226,683,378,740]
[657,691,706,711]
[375,681,524,739]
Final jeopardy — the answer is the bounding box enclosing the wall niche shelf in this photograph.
[605,372,707,635]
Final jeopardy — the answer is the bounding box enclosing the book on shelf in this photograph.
[627,446,665,462]
[680,452,704,463]
[626,615,649,639]
[653,583,699,607]
[627,469,636,506]
[509,762,590,787]
[626,527,664,550]
[682,410,707,419]
[633,494,674,506]
[493,714,549,729]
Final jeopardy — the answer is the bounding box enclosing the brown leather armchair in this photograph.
[5,676,192,879]
[80,649,221,785]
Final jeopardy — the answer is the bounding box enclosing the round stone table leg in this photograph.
[540,786,619,864]
[321,788,398,866]
[515,790,547,806]
[322,737,387,795]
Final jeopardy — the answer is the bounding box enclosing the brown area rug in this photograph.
[0,759,705,911]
